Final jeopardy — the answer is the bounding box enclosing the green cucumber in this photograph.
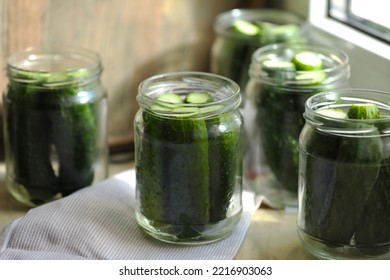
[315,104,383,244]
[51,100,97,196]
[348,103,380,119]
[136,110,167,224]
[5,86,59,204]
[6,70,99,202]
[256,83,309,193]
[160,114,210,233]
[354,156,390,255]
[207,112,243,223]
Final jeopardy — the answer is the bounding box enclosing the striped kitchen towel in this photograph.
[0,169,260,260]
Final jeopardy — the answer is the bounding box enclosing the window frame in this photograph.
[309,0,390,60]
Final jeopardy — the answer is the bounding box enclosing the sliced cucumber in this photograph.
[294,71,327,85]
[348,104,380,119]
[199,104,224,114]
[262,60,296,80]
[292,51,323,71]
[170,106,200,117]
[262,60,296,71]
[316,108,348,119]
[184,92,213,104]
[233,20,260,36]
[156,92,183,108]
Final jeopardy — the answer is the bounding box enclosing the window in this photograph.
[309,0,390,59]
[328,0,390,44]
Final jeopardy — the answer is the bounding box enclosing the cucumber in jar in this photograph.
[137,91,242,237]
[5,70,98,202]
[5,76,59,204]
[256,51,327,193]
[301,104,385,246]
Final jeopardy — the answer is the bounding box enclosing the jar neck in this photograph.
[249,43,350,89]
[304,89,390,137]
[7,47,102,88]
[137,72,241,119]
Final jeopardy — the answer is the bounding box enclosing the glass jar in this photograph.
[3,47,108,207]
[243,43,350,208]
[298,89,390,259]
[210,9,306,103]
[134,72,243,244]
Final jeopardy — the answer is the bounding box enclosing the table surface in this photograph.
[0,160,314,260]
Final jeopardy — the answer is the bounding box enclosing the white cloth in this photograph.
[0,169,260,260]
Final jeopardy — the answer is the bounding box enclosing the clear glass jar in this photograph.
[244,43,350,208]
[298,89,390,259]
[3,47,108,207]
[134,72,243,244]
[210,8,306,103]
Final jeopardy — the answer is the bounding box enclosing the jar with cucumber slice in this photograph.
[3,47,108,207]
[243,43,350,208]
[210,9,306,105]
[134,72,243,244]
[298,89,390,259]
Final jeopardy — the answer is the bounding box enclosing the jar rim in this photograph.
[6,47,102,86]
[213,8,304,40]
[137,71,241,118]
[304,88,390,136]
[249,42,350,88]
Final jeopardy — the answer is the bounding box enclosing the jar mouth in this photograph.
[304,89,390,136]
[213,8,304,40]
[7,47,102,87]
[249,43,350,89]
[137,71,241,119]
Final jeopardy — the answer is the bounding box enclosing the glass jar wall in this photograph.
[3,47,108,207]
[244,43,350,208]
[298,89,390,259]
[134,72,243,244]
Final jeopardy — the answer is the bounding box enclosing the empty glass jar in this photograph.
[135,72,243,244]
[3,47,108,207]
[243,43,350,208]
[298,89,390,259]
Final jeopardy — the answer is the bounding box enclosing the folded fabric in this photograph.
[0,169,260,260]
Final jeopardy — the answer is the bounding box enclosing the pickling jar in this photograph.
[210,8,306,104]
[298,89,390,259]
[134,72,243,244]
[243,43,350,208]
[3,47,108,207]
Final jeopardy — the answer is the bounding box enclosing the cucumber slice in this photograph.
[348,104,380,119]
[156,92,182,104]
[184,92,213,104]
[294,71,327,85]
[233,20,260,36]
[199,104,224,114]
[292,51,323,71]
[316,108,348,119]
[262,60,296,71]
[170,106,200,117]
[261,22,300,38]
[262,60,296,80]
